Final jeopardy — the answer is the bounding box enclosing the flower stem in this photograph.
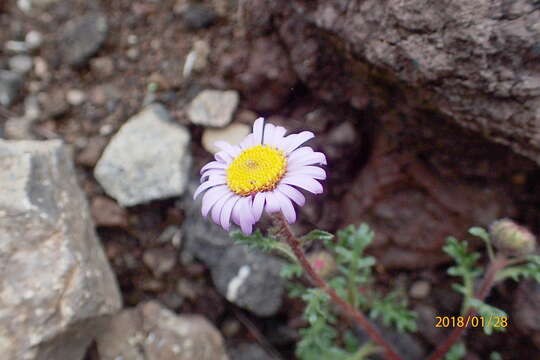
[426,255,508,360]
[272,214,403,360]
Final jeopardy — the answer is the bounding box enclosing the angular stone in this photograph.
[58,14,108,66]
[202,122,251,154]
[211,246,286,317]
[0,139,122,360]
[187,89,239,127]
[0,70,23,106]
[97,301,229,360]
[94,104,192,206]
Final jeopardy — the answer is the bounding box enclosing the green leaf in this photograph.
[469,227,490,242]
[469,298,508,335]
[369,292,417,333]
[444,342,466,360]
[230,229,297,262]
[301,230,334,243]
[496,255,540,283]
[280,263,304,279]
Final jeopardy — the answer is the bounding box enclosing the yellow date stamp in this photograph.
[435,316,508,328]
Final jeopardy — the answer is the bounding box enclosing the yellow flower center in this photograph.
[226,145,287,196]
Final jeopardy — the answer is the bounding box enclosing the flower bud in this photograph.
[489,219,536,256]
[307,251,336,279]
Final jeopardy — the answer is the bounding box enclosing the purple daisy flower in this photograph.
[194,118,327,234]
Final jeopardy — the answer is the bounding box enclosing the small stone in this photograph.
[76,136,108,167]
[4,40,28,53]
[94,104,192,206]
[202,122,251,153]
[90,57,115,76]
[34,57,49,78]
[409,280,431,299]
[4,117,36,140]
[127,34,138,45]
[228,343,273,360]
[187,89,239,127]
[38,90,69,118]
[183,40,210,77]
[66,89,87,106]
[212,246,285,317]
[181,3,218,30]
[9,55,33,74]
[126,47,140,61]
[91,196,128,227]
[143,248,177,277]
[97,302,229,360]
[0,70,23,106]
[17,0,61,12]
[59,14,109,66]
[25,30,44,50]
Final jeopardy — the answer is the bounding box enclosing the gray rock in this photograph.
[253,0,540,165]
[58,14,108,66]
[228,343,273,360]
[187,89,239,127]
[17,0,61,13]
[212,245,286,317]
[202,122,251,154]
[181,179,286,317]
[97,301,229,360]
[0,139,122,360]
[0,70,23,106]
[94,104,192,206]
[9,55,33,74]
[181,3,218,30]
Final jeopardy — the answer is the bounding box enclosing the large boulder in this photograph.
[0,140,122,360]
[245,0,540,164]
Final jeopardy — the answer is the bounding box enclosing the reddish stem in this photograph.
[426,255,508,360]
[273,214,402,360]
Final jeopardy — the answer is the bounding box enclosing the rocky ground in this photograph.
[1,0,540,359]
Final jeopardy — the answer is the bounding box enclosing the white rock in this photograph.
[25,31,44,50]
[0,139,122,360]
[183,40,210,77]
[9,55,33,74]
[202,122,251,153]
[94,104,192,206]
[187,89,239,127]
[66,89,87,106]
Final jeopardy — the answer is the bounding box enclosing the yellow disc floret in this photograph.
[226,145,287,196]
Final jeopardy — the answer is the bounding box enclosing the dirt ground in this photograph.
[1,0,540,359]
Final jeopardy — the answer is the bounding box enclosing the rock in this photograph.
[409,280,431,299]
[183,40,211,77]
[228,343,273,360]
[17,0,61,12]
[9,55,33,74]
[97,301,229,360]
[25,31,44,50]
[3,117,36,140]
[94,104,192,206]
[181,179,286,317]
[143,248,177,277]
[181,3,218,30]
[187,89,239,127]
[0,70,23,106]
[90,195,128,227]
[90,57,115,76]
[250,0,540,165]
[202,122,251,153]
[76,136,108,167]
[0,139,122,360]
[58,14,108,66]
[66,89,87,106]
[211,245,286,317]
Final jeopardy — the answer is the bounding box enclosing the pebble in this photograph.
[90,196,128,227]
[9,55,33,74]
[143,248,177,278]
[181,3,218,30]
[25,30,44,50]
[187,89,239,127]
[66,89,87,106]
[410,280,431,299]
[183,40,210,77]
[58,14,109,66]
[0,70,23,106]
[202,122,251,153]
